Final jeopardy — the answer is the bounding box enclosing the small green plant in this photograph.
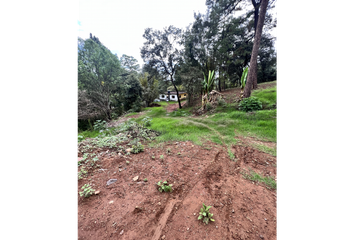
[228,149,235,161]
[152,155,155,159]
[132,142,144,153]
[78,135,84,142]
[78,167,88,180]
[198,203,215,224]
[157,180,173,192]
[141,117,152,127]
[160,155,164,159]
[144,178,148,182]
[93,120,107,131]
[238,97,262,112]
[79,184,95,198]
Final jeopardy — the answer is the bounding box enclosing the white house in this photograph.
[159,92,187,102]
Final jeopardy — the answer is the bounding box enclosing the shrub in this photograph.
[238,97,262,112]
[206,102,213,111]
[93,120,107,131]
[217,97,227,107]
[141,117,152,127]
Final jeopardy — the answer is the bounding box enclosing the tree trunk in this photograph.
[243,0,268,98]
[170,75,182,109]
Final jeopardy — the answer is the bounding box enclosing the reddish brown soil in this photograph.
[165,101,187,112]
[78,140,276,240]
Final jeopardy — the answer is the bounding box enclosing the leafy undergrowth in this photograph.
[241,169,277,190]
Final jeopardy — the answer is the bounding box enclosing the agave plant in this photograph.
[202,70,215,97]
[240,67,248,99]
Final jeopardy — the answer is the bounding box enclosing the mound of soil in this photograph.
[149,103,162,107]
[78,141,276,239]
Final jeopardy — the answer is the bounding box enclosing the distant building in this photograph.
[159,92,187,101]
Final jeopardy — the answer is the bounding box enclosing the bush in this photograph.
[217,97,227,107]
[206,102,213,111]
[238,97,262,112]
[141,117,152,127]
[93,120,107,131]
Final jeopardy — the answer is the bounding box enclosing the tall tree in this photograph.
[120,54,140,73]
[139,72,160,107]
[141,26,183,109]
[243,0,269,98]
[78,37,124,120]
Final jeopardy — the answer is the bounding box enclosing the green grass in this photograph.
[252,86,276,109]
[251,143,277,156]
[78,130,100,142]
[125,112,139,117]
[242,170,276,190]
[78,87,276,152]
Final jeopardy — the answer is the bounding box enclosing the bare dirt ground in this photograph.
[78,82,276,239]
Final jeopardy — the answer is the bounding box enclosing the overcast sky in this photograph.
[78,0,208,68]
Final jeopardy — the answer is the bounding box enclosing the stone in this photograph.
[109,200,114,204]
[126,148,132,153]
[106,179,117,186]
[95,191,100,195]
[120,230,124,235]
[133,176,139,181]
[161,235,165,239]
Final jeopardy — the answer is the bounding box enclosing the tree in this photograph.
[120,54,140,73]
[78,89,104,120]
[124,74,143,112]
[257,34,276,83]
[243,0,269,98]
[141,26,183,109]
[139,72,160,107]
[78,37,124,120]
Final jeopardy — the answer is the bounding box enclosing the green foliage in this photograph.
[252,86,276,109]
[79,184,95,198]
[170,109,191,117]
[228,149,235,160]
[124,74,143,112]
[129,138,144,153]
[78,135,84,143]
[242,170,277,190]
[120,54,140,73]
[139,72,160,107]
[240,67,249,89]
[202,70,215,95]
[141,117,152,127]
[93,120,107,131]
[78,167,88,180]
[238,97,263,112]
[160,155,164,159]
[217,97,227,107]
[198,203,215,224]
[205,102,213,111]
[144,178,148,182]
[157,180,173,192]
[78,37,124,120]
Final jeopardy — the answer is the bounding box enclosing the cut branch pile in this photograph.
[198,90,225,114]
